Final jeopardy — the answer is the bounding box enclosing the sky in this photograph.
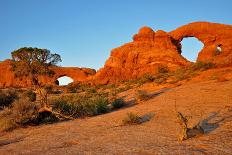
[1,0,232,72]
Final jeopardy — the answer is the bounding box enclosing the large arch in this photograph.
[180,37,204,62]
[169,22,232,64]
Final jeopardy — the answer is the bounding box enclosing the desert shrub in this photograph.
[103,84,116,89]
[52,98,79,117]
[87,88,97,94]
[50,95,109,117]
[135,90,150,102]
[66,83,79,93]
[172,67,197,82]
[91,96,109,115]
[157,65,169,74]
[0,98,38,131]
[153,72,169,84]
[122,112,141,125]
[111,98,125,109]
[44,85,53,94]
[24,89,36,102]
[190,61,215,71]
[0,89,18,108]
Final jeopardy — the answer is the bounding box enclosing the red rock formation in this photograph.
[0,59,96,88]
[92,27,189,84]
[92,22,232,84]
[1,22,232,87]
[169,22,232,65]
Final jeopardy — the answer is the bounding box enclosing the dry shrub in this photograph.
[135,90,150,102]
[111,98,125,109]
[0,98,38,131]
[23,89,36,102]
[157,64,169,74]
[0,89,18,108]
[176,111,204,141]
[122,112,141,125]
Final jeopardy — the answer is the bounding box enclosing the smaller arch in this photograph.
[56,76,74,86]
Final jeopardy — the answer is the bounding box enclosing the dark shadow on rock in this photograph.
[0,136,25,147]
[198,111,232,134]
[138,112,155,123]
[149,87,171,99]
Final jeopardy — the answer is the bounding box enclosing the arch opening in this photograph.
[180,37,204,62]
[56,76,74,86]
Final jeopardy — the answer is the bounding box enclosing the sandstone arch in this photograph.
[169,22,232,64]
[0,60,96,88]
[56,75,74,86]
[180,37,204,62]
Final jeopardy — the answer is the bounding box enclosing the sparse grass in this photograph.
[170,61,216,83]
[153,72,170,84]
[122,112,141,125]
[0,89,18,109]
[0,97,38,131]
[135,90,150,102]
[190,61,215,71]
[24,89,36,102]
[111,98,125,109]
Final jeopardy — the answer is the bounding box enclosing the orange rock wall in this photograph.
[0,59,96,88]
[169,22,232,65]
[92,22,232,84]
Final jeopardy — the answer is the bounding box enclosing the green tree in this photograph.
[11,47,61,107]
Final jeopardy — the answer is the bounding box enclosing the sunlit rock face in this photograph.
[91,22,232,84]
[169,22,232,64]
[0,59,96,88]
[1,22,232,87]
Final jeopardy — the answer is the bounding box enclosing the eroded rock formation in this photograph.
[0,59,96,88]
[170,22,232,65]
[1,21,232,87]
[91,22,232,84]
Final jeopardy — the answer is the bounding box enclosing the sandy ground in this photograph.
[0,79,232,155]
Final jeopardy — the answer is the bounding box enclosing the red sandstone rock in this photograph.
[1,22,232,87]
[0,59,96,88]
[92,27,189,84]
[92,22,232,84]
[169,22,232,65]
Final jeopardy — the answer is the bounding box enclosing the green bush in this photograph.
[0,89,18,109]
[52,98,79,117]
[91,96,109,115]
[50,95,109,117]
[122,112,141,125]
[111,98,125,109]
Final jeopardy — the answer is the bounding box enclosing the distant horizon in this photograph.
[1,0,232,70]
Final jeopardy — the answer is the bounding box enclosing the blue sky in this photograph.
[1,0,232,70]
